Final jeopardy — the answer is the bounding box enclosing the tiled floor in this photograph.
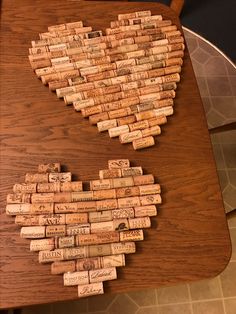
[21,29,236,314]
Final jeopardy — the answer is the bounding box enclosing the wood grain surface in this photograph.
[0,0,231,309]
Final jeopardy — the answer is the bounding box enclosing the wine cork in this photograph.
[118,196,141,208]
[142,125,161,137]
[51,260,76,274]
[133,174,155,186]
[133,136,155,150]
[39,249,64,263]
[15,215,39,226]
[108,125,129,138]
[81,105,103,117]
[128,217,151,229]
[111,242,136,254]
[96,199,118,211]
[30,203,54,214]
[30,238,55,251]
[64,271,89,286]
[6,204,31,215]
[66,224,91,236]
[25,173,48,183]
[121,167,143,177]
[60,181,83,192]
[116,186,140,198]
[78,282,104,298]
[77,231,119,246]
[54,201,95,213]
[90,221,114,233]
[48,172,72,182]
[134,205,157,217]
[88,243,112,257]
[112,176,134,189]
[74,98,94,111]
[107,159,129,170]
[49,79,69,91]
[139,194,162,205]
[37,182,60,193]
[139,184,161,195]
[113,218,129,231]
[7,193,31,204]
[94,189,116,201]
[117,115,136,126]
[97,119,117,132]
[65,213,88,224]
[31,193,54,203]
[99,169,122,179]
[120,229,144,242]
[147,115,167,127]
[153,98,174,109]
[154,106,174,117]
[89,267,117,283]
[46,225,66,237]
[112,208,135,219]
[76,257,102,271]
[13,183,37,194]
[90,179,113,191]
[63,246,88,260]
[20,226,45,239]
[89,112,109,125]
[129,120,149,132]
[57,235,75,248]
[119,130,142,144]
[71,191,94,202]
[89,210,112,223]
[101,254,125,268]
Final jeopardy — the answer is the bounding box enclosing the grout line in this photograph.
[187,284,194,314]
[218,275,227,314]
[155,288,159,306]
[125,292,141,308]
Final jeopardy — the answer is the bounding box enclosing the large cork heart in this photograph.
[28,11,185,150]
[6,161,161,298]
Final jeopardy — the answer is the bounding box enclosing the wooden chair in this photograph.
[84,0,185,16]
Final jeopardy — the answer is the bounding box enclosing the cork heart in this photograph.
[6,161,161,298]
[28,10,185,150]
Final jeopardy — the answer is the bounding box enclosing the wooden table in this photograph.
[0,0,231,309]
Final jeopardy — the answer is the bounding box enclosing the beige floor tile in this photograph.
[223,185,236,209]
[52,299,87,314]
[108,294,138,314]
[228,214,236,228]
[136,306,159,314]
[218,130,236,144]
[196,76,209,97]
[192,300,224,314]
[220,262,236,297]
[217,170,229,191]
[201,97,212,114]
[207,110,226,129]
[204,57,228,76]
[192,60,206,77]
[222,144,236,168]
[229,76,236,96]
[185,37,198,54]
[210,97,236,120]
[225,60,236,76]
[189,277,222,301]
[157,284,189,305]
[207,76,232,96]
[228,169,236,187]
[191,47,211,65]
[212,144,225,169]
[229,228,236,260]
[22,304,52,314]
[128,288,157,306]
[224,298,236,314]
[88,293,116,312]
[198,39,220,57]
[158,303,192,314]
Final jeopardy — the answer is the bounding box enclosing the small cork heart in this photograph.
[28,10,185,150]
[6,161,162,298]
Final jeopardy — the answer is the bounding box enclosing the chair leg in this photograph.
[170,0,185,16]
